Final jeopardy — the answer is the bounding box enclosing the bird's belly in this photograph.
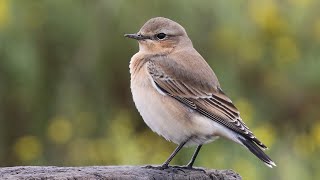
[131,79,220,146]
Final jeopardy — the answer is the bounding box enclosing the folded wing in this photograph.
[147,55,267,149]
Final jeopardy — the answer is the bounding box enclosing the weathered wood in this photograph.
[0,166,241,180]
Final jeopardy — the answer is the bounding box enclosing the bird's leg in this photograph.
[160,140,188,169]
[186,144,202,168]
[144,139,189,170]
[171,144,205,173]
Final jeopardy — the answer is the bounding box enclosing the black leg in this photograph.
[186,145,202,168]
[161,140,188,169]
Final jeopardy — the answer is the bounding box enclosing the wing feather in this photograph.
[147,56,267,149]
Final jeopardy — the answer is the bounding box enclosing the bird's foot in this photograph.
[143,164,189,173]
[171,165,206,173]
[143,164,169,170]
[143,164,205,173]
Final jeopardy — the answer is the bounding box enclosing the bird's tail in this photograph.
[238,136,276,168]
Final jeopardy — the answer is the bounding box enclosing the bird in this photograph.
[125,17,276,169]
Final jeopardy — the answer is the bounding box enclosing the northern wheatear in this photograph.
[125,17,276,169]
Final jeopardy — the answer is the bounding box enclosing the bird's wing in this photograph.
[147,55,267,149]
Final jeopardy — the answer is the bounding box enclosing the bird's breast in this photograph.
[130,63,219,146]
[130,65,188,143]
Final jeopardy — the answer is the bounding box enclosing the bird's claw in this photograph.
[143,165,206,174]
[143,164,169,170]
[171,165,206,173]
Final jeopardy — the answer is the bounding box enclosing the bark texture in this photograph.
[0,166,242,180]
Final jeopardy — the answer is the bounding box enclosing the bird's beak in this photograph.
[124,33,149,40]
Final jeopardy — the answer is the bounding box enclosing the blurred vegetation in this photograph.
[0,0,319,179]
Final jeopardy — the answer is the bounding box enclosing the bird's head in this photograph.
[125,17,192,54]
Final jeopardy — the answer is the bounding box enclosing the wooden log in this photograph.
[0,166,241,180]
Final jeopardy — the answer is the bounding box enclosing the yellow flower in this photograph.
[252,124,276,148]
[14,135,43,161]
[248,1,287,34]
[0,0,10,29]
[47,116,73,144]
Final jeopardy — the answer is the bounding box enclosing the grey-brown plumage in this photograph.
[125,17,276,169]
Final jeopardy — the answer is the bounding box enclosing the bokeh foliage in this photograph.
[0,0,319,179]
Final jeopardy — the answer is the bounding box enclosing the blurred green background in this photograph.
[0,0,319,179]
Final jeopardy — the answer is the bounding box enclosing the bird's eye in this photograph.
[156,33,167,40]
